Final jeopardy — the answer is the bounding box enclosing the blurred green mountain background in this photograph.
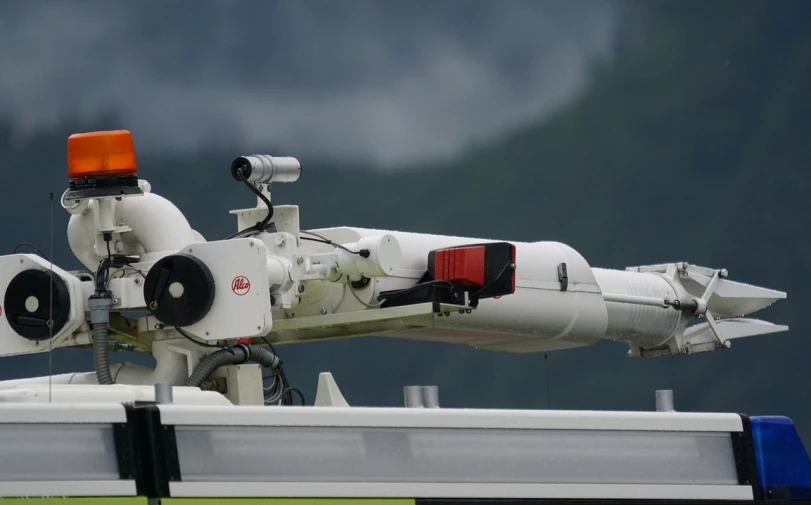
[1,1,809,438]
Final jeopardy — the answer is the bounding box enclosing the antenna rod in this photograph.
[48,192,54,403]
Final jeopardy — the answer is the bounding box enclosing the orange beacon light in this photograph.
[64,130,143,200]
[67,130,138,181]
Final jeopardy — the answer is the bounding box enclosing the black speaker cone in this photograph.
[143,254,215,327]
[4,269,72,340]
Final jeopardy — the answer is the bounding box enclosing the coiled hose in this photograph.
[88,293,114,385]
[185,344,280,387]
[92,322,114,385]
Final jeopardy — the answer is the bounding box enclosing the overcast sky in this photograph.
[0,0,624,168]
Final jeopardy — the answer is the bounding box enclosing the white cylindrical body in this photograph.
[593,268,683,348]
[294,227,684,353]
[67,190,196,270]
[267,257,293,291]
[334,234,401,278]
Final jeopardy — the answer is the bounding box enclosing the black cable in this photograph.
[281,387,306,405]
[104,236,114,286]
[92,235,137,293]
[300,235,369,257]
[469,261,515,298]
[258,335,305,406]
[262,368,281,379]
[224,164,275,239]
[225,222,278,240]
[268,345,292,405]
[13,242,47,259]
[110,266,146,281]
[222,340,237,355]
[277,367,294,405]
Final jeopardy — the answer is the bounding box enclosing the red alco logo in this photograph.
[231,276,251,296]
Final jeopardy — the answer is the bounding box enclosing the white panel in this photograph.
[169,482,753,500]
[158,405,744,432]
[0,480,137,498]
[182,238,272,340]
[0,254,85,357]
[0,402,126,423]
[174,425,739,485]
[0,423,121,481]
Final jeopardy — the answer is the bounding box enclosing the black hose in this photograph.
[185,344,280,387]
[89,294,114,385]
[92,323,114,384]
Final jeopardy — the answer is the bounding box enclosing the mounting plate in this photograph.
[267,302,471,344]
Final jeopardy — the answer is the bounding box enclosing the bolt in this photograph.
[205,331,210,336]
[320,308,328,315]
[297,256,304,265]
[134,278,141,285]
[274,235,286,246]
[114,240,124,253]
[298,285,305,293]
[466,309,472,314]
[149,301,158,310]
[188,248,193,253]
[720,268,729,278]
[112,298,120,305]
[257,325,262,330]
[458,310,465,314]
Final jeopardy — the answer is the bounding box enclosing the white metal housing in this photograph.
[0,149,789,405]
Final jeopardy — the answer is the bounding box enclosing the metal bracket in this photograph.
[695,269,724,346]
[558,263,568,292]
